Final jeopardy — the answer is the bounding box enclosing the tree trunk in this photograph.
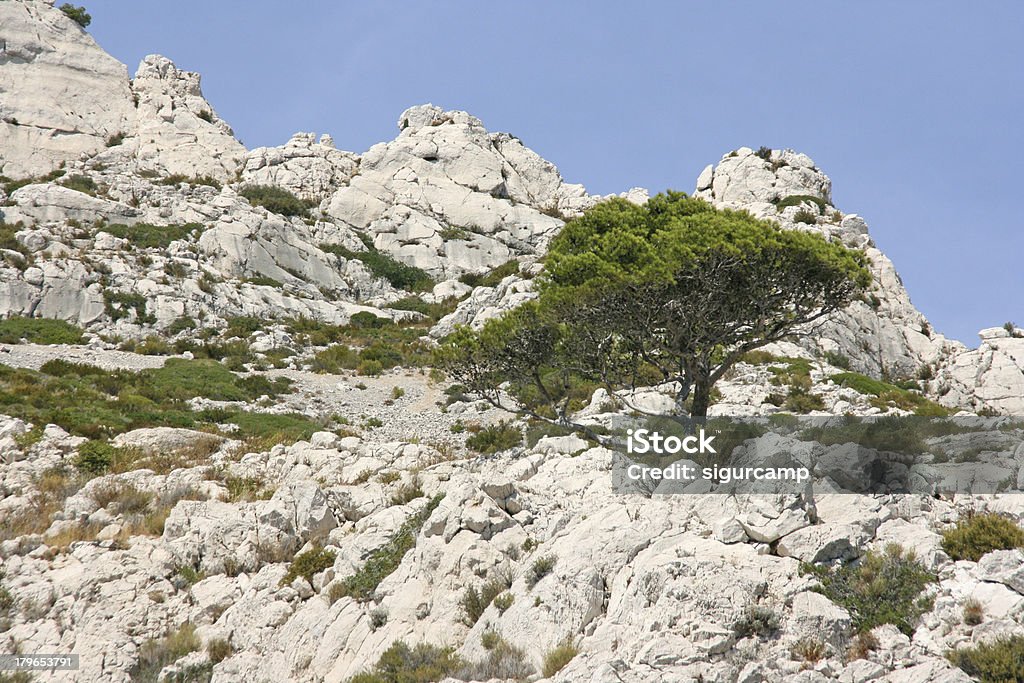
[690,380,712,420]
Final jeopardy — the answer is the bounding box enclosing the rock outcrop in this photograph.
[0,0,135,177]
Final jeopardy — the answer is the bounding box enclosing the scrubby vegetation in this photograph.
[465,421,521,453]
[526,555,556,589]
[941,512,1024,562]
[0,316,84,344]
[830,371,949,416]
[802,544,935,635]
[321,241,434,292]
[461,572,514,626]
[542,638,579,677]
[129,623,201,683]
[330,495,443,603]
[280,547,337,587]
[308,315,433,374]
[239,184,313,217]
[349,641,461,683]
[774,194,828,213]
[59,4,92,28]
[0,359,315,444]
[458,259,521,288]
[100,222,204,249]
[732,605,780,639]
[946,635,1024,682]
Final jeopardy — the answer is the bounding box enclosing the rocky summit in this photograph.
[2,2,1024,683]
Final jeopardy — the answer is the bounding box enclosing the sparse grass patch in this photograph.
[963,597,984,626]
[156,174,221,190]
[941,512,1024,562]
[774,194,828,213]
[461,572,514,626]
[100,222,203,249]
[280,546,336,587]
[830,371,949,416]
[791,637,827,664]
[732,604,780,639]
[458,259,521,289]
[542,638,579,678]
[60,174,98,195]
[130,623,201,683]
[466,421,521,454]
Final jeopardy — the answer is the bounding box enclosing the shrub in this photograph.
[206,638,232,664]
[74,440,117,475]
[321,242,434,292]
[59,4,91,28]
[243,275,283,288]
[784,386,826,413]
[0,316,84,345]
[775,194,828,212]
[391,386,405,400]
[239,184,312,217]
[542,638,579,677]
[465,421,521,454]
[847,630,878,661]
[130,623,200,682]
[461,574,514,626]
[946,635,1024,682]
[61,174,97,195]
[349,641,461,683]
[527,555,556,589]
[460,634,533,681]
[279,546,336,587]
[389,481,424,506]
[197,110,214,124]
[104,290,155,324]
[493,592,514,614]
[91,480,153,514]
[941,513,1024,562]
[459,260,521,289]
[101,222,202,249]
[332,495,443,602]
[755,146,773,161]
[793,208,817,224]
[803,544,935,635]
[963,597,984,626]
[732,604,780,639]
[791,637,827,663]
[156,174,222,189]
[830,371,949,416]
[358,359,384,376]
[822,350,851,369]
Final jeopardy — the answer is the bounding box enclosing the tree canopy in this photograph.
[436,191,872,426]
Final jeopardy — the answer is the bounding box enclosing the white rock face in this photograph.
[241,132,359,201]
[938,331,1024,414]
[131,54,246,182]
[0,0,135,178]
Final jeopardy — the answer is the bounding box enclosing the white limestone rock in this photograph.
[241,132,359,201]
[131,54,246,182]
[0,0,135,178]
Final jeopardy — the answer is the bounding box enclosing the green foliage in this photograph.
[803,544,935,635]
[243,276,283,288]
[73,440,119,475]
[941,513,1024,562]
[946,635,1024,682]
[0,316,84,344]
[823,350,851,369]
[321,242,434,292]
[465,421,521,453]
[61,174,97,195]
[197,110,214,124]
[793,208,818,224]
[104,290,156,324]
[732,605,780,639]
[105,132,124,147]
[458,260,521,288]
[774,194,828,212]
[60,4,92,27]
[830,371,949,416]
[542,638,579,677]
[156,174,222,189]
[130,623,201,683]
[2,169,65,196]
[239,184,313,217]
[438,191,870,422]
[527,555,556,588]
[438,225,473,240]
[461,574,514,626]
[141,358,291,402]
[101,222,203,249]
[309,320,432,374]
[348,641,461,683]
[387,296,458,322]
[280,547,337,586]
[332,495,443,603]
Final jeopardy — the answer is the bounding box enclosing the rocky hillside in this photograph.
[2,2,1024,683]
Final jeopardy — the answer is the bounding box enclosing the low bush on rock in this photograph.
[462,634,534,681]
[0,316,84,345]
[331,495,443,603]
[156,174,222,190]
[732,604,780,639]
[280,546,337,587]
[130,623,200,683]
[100,222,203,249]
[461,572,514,626]
[60,173,98,195]
[321,241,434,292]
[458,259,522,289]
[941,512,1024,562]
[240,184,313,217]
[802,544,935,635]
[946,635,1024,682]
[542,638,579,677]
[526,555,556,589]
[349,641,461,683]
[59,3,91,27]
[465,421,521,454]
[830,371,949,416]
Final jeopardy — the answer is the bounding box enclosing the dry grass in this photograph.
[0,468,82,542]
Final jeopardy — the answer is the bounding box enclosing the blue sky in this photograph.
[85,1,1022,346]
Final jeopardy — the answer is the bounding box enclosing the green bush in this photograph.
[465,421,521,454]
[103,290,155,324]
[387,296,458,322]
[946,635,1024,682]
[526,555,556,589]
[941,513,1024,562]
[280,547,336,586]
[349,641,461,683]
[243,276,283,288]
[823,350,851,369]
[542,638,579,677]
[331,495,443,603]
[357,359,384,377]
[0,316,84,344]
[61,174,97,195]
[803,544,935,635]
[830,371,949,416]
[461,574,514,626]
[156,174,222,189]
[793,208,818,224]
[59,4,91,28]
[129,623,200,683]
[101,222,202,249]
[732,605,780,639]
[311,344,359,373]
[775,194,828,212]
[239,184,312,217]
[459,260,521,288]
[321,242,434,292]
[73,440,117,475]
